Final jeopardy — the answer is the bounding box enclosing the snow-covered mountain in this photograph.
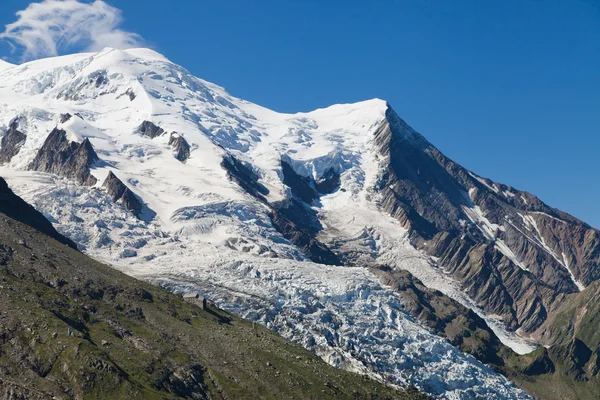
[0,47,597,399]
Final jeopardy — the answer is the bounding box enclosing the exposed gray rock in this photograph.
[125,88,136,101]
[137,121,165,139]
[370,104,600,333]
[281,160,318,203]
[0,118,26,165]
[102,171,142,216]
[59,70,111,101]
[221,154,269,200]
[281,161,340,199]
[59,113,72,124]
[28,128,98,186]
[168,133,190,162]
[269,200,342,266]
[315,168,340,194]
[62,139,99,186]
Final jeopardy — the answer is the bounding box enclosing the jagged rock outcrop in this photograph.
[28,128,98,186]
[125,88,136,101]
[371,105,600,333]
[221,155,269,201]
[102,171,143,216]
[0,118,26,165]
[137,121,165,139]
[168,132,190,162]
[280,161,340,200]
[270,200,342,266]
[315,167,340,194]
[281,160,319,203]
[59,113,72,123]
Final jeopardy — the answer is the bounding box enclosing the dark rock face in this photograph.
[125,88,136,101]
[0,118,27,165]
[281,161,340,200]
[102,171,143,216]
[221,154,341,265]
[281,160,319,203]
[315,168,340,194]
[373,109,466,239]
[28,128,99,186]
[270,200,342,266]
[428,232,553,332]
[59,113,72,123]
[371,105,600,334]
[0,177,76,249]
[521,349,556,376]
[168,133,190,162]
[137,121,165,139]
[221,155,269,200]
[62,139,100,186]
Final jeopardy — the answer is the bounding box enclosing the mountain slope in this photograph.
[0,177,420,400]
[0,47,597,398]
[370,106,598,333]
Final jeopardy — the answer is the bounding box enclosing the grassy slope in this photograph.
[0,215,427,400]
[514,281,600,400]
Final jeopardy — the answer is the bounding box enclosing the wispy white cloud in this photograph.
[0,0,144,62]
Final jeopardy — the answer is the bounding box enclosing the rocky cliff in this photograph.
[0,118,26,165]
[102,171,143,216]
[370,106,600,333]
[28,128,98,186]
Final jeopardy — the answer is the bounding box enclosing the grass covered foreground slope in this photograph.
[513,280,600,400]
[0,179,425,400]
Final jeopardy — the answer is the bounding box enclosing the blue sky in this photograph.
[0,0,599,227]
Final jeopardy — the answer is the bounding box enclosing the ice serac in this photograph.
[370,266,530,367]
[102,171,143,216]
[373,104,600,332]
[0,118,27,164]
[28,128,98,186]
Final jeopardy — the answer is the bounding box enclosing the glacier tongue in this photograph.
[147,259,528,399]
[0,48,533,399]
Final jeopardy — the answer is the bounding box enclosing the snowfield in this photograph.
[0,48,533,399]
